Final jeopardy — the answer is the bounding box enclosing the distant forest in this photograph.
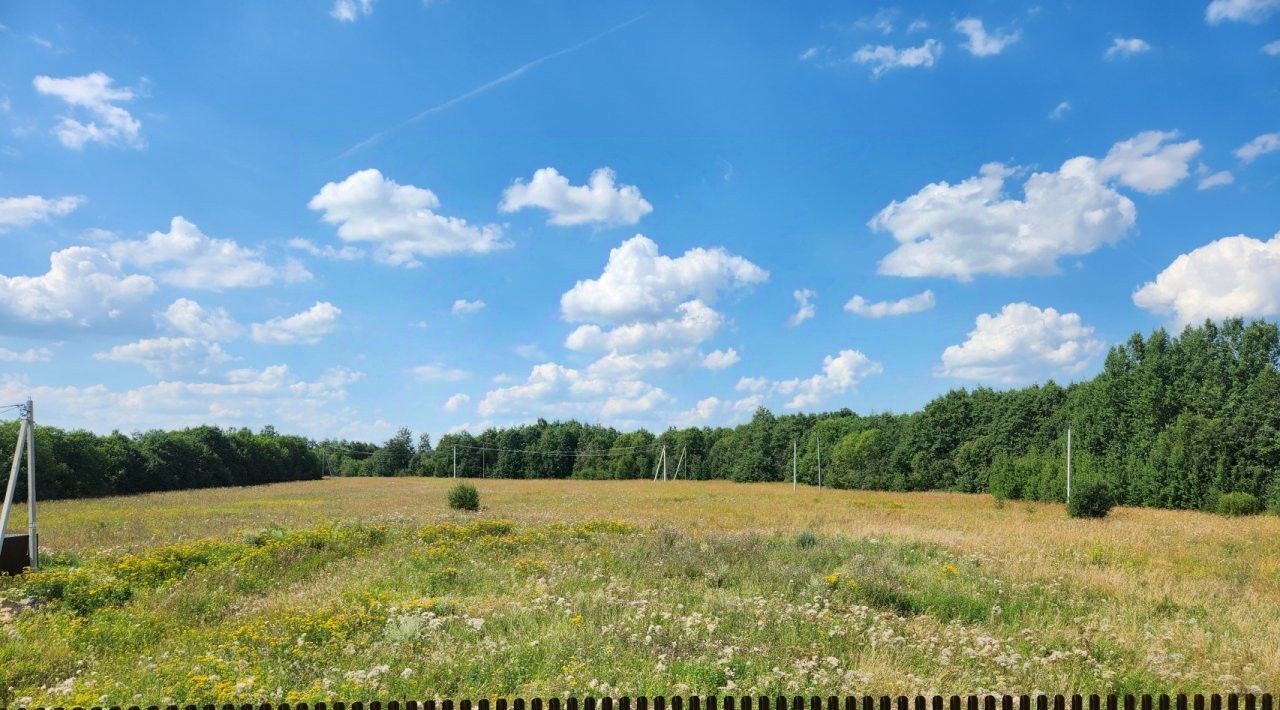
[5,319,1279,511]
[322,318,1280,512]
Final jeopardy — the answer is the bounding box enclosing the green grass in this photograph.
[1,478,1278,704]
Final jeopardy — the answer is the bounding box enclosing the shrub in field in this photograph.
[1067,479,1114,518]
[795,530,817,548]
[448,482,480,511]
[1215,492,1261,516]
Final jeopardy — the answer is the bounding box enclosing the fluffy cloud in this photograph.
[0,346,52,363]
[477,362,669,419]
[331,0,373,21]
[250,301,341,345]
[853,39,942,76]
[1049,101,1071,120]
[94,336,231,376]
[702,348,740,370]
[0,246,155,329]
[773,350,883,410]
[1133,233,1280,326]
[1196,166,1235,190]
[1098,131,1201,194]
[1235,133,1280,163]
[939,303,1103,384]
[1264,40,1280,55]
[0,194,84,230]
[159,298,242,341]
[955,18,1019,56]
[0,365,370,437]
[845,290,936,318]
[561,235,767,324]
[565,299,722,354]
[788,289,815,326]
[871,132,1199,280]
[32,72,143,149]
[500,167,653,227]
[673,395,761,426]
[1105,37,1152,59]
[452,299,486,316]
[443,393,471,412]
[412,363,471,382]
[735,376,769,393]
[111,217,287,289]
[1206,0,1280,24]
[308,169,507,266]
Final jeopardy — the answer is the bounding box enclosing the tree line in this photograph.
[0,424,319,500]
[325,319,1280,512]
[5,319,1278,511]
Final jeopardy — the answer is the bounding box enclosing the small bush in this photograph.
[1067,479,1114,519]
[1215,492,1261,517]
[795,530,817,548]
[448,482,480,511]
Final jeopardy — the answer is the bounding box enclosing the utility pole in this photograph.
[24,400,35,570]
[817,436,822,490]
[663,446,668,481]
[1066,425,1073,505]
[792,440,797,491]
[1,399,38,571]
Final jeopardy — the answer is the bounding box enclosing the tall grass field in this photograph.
[2,478,1278,706]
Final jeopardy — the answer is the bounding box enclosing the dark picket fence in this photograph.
[7,693,1276,710]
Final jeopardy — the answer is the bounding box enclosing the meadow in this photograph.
[2,477,1278,706]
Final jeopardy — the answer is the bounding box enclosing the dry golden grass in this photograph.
[4,477,1278,702]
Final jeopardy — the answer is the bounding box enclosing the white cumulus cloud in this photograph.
[565,299,723,354]
[1105,37,1151,59]
[500,167,653,227]
[478,362,669,420]
[845,290,936,318]
[561,235,767,324]
[955,18,1020,56]
[443,393,471,412]
[159,298,242,341]
[1235,132,1280,163]
[0,246,155,330]
[702,348,740,370]
[1098,130,1202,194]
[112,217,286,290]
[1133,232,1280,327]
[0,365,370,438]
[870,131,1199,281]
[853,39,943,76]
[94,336,231,376]
[1206,0,1280,24]
[452,299,486,316]
[939,303,1103,384]
[788,289,816,326]
[331,0,373,21]
[0,194,84,230]
[308,169,507,266]
[250,301,341,345]
[0,346,53,363]
[774,350,883,410]
[32,72,143,149]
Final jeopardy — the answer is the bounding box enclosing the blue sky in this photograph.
[1,0,1278,440]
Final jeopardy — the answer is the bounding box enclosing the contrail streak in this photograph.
[339,13,647,158]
